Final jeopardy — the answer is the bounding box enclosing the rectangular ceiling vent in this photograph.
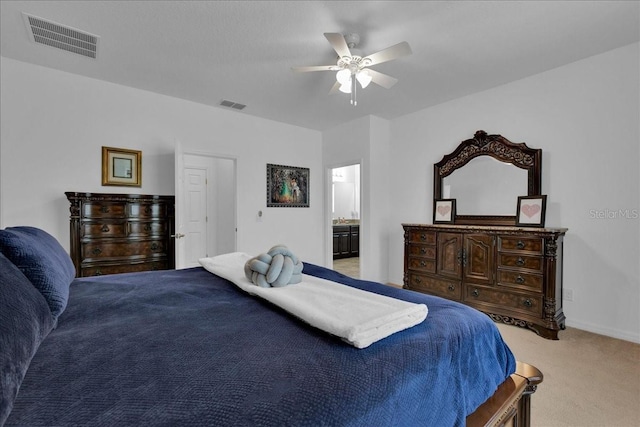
[22,13,99,59]
[220,100,246,111]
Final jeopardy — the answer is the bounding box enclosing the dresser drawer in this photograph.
[82,239,167,259]
[497,270,543,292]
[463,284,542,317]
[498,236,543,254]
[407,229,436,245]
[407,273,461,300]
[497,253,543,272]
[82,202,126,218]
[80,260,169,277]
[408,256,436,273]
[127,221,167,236]
[128,203,167,219]
[407,243,436,259]
[81,221,127,238]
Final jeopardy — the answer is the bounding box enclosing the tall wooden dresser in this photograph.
[66,192,175,277]
[403,224,566,339]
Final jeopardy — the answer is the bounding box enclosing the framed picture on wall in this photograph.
[102,146,142,187]
[433,199,456,224]
[266,163,309,207]
[516,195,547,227]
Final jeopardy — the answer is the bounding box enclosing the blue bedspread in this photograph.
[6,264,515,427]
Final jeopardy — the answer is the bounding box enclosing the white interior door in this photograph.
[184,167,209,266]
[174,140,186,268]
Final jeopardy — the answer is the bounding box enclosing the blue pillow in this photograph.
[0,252,55,425]
[0,226,75,320]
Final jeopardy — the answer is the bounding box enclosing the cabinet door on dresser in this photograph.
[463,234,494,285]
[437,232,463,279]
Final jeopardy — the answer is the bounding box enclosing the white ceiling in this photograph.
[1,1,638,131]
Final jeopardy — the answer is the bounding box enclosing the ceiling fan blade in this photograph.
[324,33,351,58]
[328,81,341,94]
[367,69,398,89]
[291,65,338,72]
[363,41,412,66]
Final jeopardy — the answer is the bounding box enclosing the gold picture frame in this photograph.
[102,146,142,187]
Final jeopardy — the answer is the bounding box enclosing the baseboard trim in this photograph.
[565,319,640,344]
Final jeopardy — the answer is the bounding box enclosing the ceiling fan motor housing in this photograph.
[344,33,360,49]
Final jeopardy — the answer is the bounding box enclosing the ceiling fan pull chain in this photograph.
[351,72,357,106]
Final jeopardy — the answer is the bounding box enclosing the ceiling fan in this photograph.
[292,33,412,106]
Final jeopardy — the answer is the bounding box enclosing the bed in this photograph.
[1,227,541,426]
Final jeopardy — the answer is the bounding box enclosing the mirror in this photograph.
[434,130,542,226]
[443,156,528,216]
[332,164,360,222]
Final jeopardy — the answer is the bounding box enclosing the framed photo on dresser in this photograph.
[516,195,547,227]
[433,199,456,224]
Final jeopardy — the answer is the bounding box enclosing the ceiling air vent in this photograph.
[220,100,246,110]
[22,13,99,59]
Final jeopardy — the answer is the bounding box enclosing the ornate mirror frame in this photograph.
[433,130,542,226]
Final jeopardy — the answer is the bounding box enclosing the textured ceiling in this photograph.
[1,1,638,131]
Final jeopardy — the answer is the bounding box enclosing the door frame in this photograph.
[325,160,363,271]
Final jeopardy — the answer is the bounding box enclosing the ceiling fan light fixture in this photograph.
[336,69,351,85]
[356,70,372,89]
[339,82,352,94]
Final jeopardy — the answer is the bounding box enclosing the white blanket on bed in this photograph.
[199,252,428,349]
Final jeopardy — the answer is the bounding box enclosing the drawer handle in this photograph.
[145,206,152,214]
[523,299,533,308]
[420,247,427,255]
[448,284,455,292]
[472,289,479,297]
[92,248,102,255]
[100,206,110,213]
[415,277,422,284]
[516,257,525,266]
[516,275,525,284]
[101,225,110,232]
[151,242,159,251]
[94,269,102,276]
[516,240,525,249]
[420,260,426,267]
[420,234,427,241]
[144,224,152,231]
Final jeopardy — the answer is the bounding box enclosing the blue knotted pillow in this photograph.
[244,245,304,287]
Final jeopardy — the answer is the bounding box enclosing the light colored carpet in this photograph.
[496,324,640,427]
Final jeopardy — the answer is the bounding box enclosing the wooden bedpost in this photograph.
[466,361,543,427]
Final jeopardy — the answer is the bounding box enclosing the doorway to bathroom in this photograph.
[331,163,360,278]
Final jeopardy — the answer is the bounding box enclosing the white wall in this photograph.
[388,43,640,342]
[0,57,324,264]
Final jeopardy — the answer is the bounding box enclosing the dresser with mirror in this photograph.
[403,130,567,339]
